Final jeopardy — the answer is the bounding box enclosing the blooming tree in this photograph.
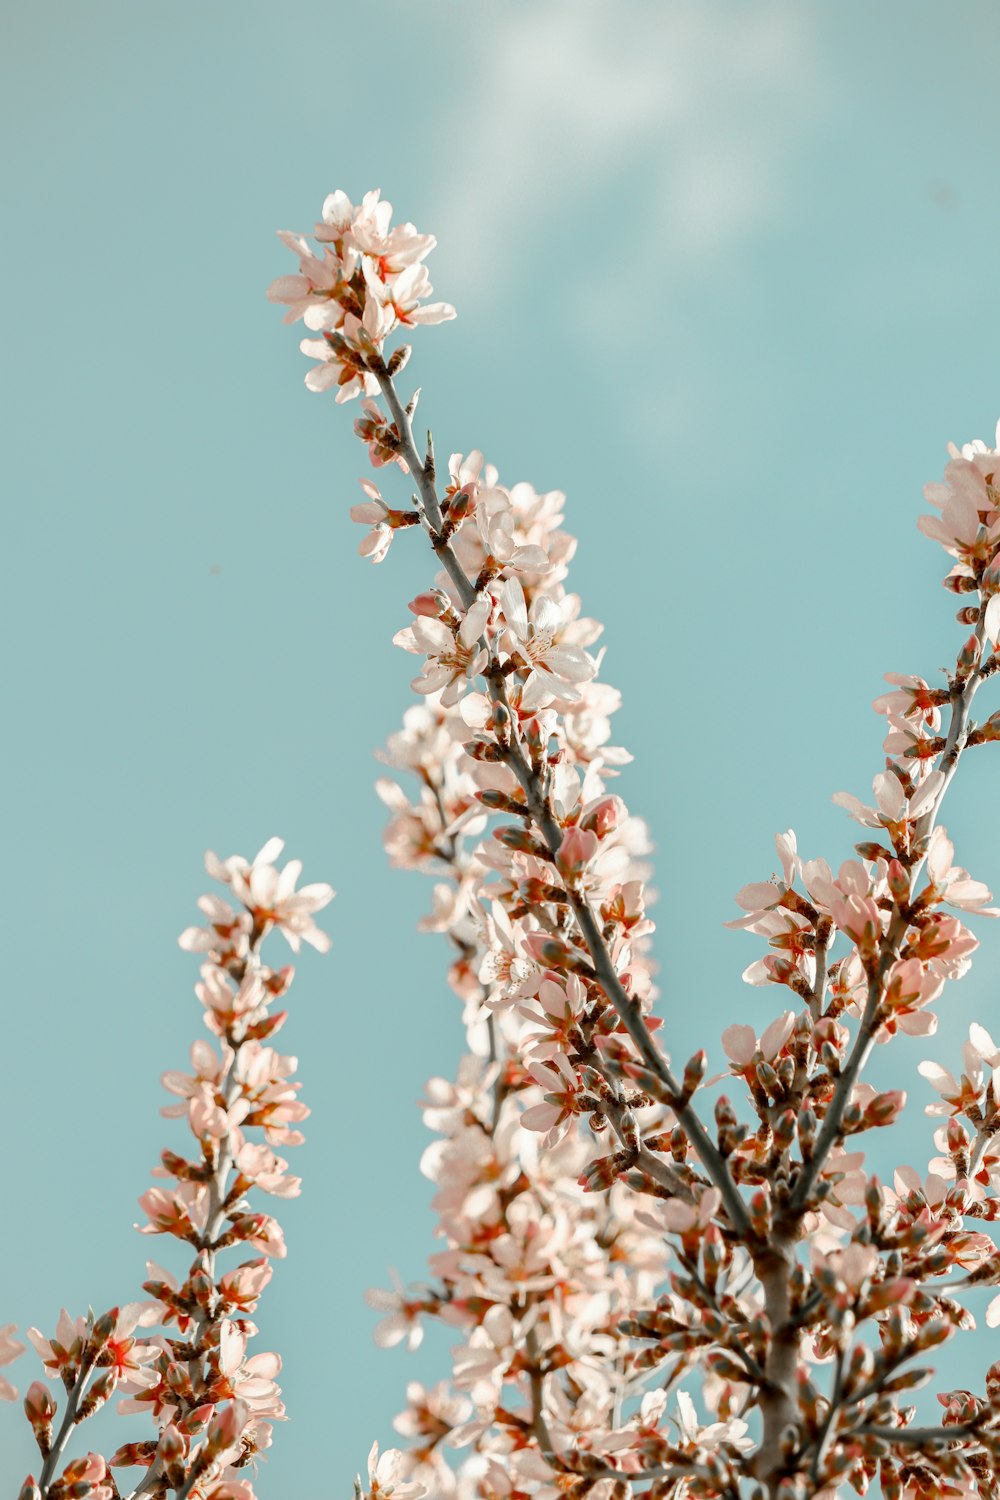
[268,190,1000,1500]
[2,841,333,1500]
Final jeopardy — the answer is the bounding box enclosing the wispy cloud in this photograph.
[429,0,825,298]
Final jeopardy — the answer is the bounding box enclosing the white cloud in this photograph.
[429,0,825,296]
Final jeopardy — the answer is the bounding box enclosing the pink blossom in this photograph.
[0,1324,24,1400]
[365,1441,428,1500]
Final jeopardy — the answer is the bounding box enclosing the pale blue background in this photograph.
[3,0,1000,1491]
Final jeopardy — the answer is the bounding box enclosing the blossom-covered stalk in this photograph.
[273,190,1000,1500]
[5,841,332,1500]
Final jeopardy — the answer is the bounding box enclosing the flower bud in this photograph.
[855,840,894,863]
[957,632,981,676]
[477,789,526,815]
[463,738,505,762]
[887,859,909,903]
[409,590,448,618]
[579,796,623,838]
[157,1424,187,1462]
[681,1050,707,1101]
[773,1110,797,1153]
[749,1190,772,1238]
[556,826,599,878]
[386,344,412,376]
[863,1089,906,1127]
[76,1368,118,1421]
[493,825,551,859]
[23,1383,55,1452]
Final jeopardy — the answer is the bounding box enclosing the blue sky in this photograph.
[3,1,1000,1492]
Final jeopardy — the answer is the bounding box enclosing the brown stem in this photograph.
[371,358,749,1238]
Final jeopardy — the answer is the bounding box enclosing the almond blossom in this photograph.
[271,192,1000,1500]
[11,845,330,1500]
[0,1325,25,1401]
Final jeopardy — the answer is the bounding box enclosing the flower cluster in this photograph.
[273,191,1000,1500]
[268,189,454,405]
[4,841,331,1500]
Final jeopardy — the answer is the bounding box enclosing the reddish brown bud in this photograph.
[887,859,910,903]
[244,1008,288,1040]
[76,1367,118,1421]
[681,1050,707,1101]
[749,1190,772,1238]
[463,738,505,763]
[157,1424,186,1464]
[518,877,570,906]
[957,632,981,675]
[477,788,527,815]
[855,841,894,863]
[493,825,551,859]
[109,1443,158,1468]
[386,344,411,376]
[448,488,475,523]
[23,1382,55,1450]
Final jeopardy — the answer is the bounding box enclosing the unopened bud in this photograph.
[715,1096,737,1130]
[820,1040,841,1073]
[161,1150,201,1181]
[522,932,593,976]
[206,1400,244,1455]
[77,1368,117,1421]
[157,1424,186,1462]
[518,877,570,906]
[463,738,505,762]
[969,710,1000,745]
[409,590,447,618]
[749,1190,772,1238]
[755,1060,780,1096]
[23,1382,55,1448]
[579,796,622,838]
[522,716,544,755]
[681,1050,707,1100]
[865,1176,885,1224]
[958,632,981,675]
[448,488,475,523]
[386,344,411,376]
[244,1008,288,1040]
[165,1362,194,1397]
[855,840,893,863]
[477,789,526,815]
[493,825,551,859]
[556,825,599,878]
[864,1089,906,1127]
[887,859,909,902]
[774,1110,796,1152]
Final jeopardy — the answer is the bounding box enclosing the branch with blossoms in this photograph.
[3,840,332,1500]
[272,189,1000,1500]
